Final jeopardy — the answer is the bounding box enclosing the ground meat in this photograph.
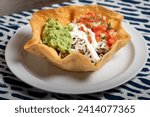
[96,40,109,56]
[59,52,69,58]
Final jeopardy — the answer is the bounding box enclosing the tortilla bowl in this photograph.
[24,5,130,72]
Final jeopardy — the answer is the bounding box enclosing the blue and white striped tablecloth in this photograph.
[0,0,150,100]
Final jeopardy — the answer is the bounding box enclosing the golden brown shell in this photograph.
[24,5,130,72]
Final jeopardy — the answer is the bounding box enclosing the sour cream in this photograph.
[69,23,100,63]
[79,24,98,49]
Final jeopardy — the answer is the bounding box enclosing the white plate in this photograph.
[5,22,148,94]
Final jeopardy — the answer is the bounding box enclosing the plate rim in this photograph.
[5,22,148,94]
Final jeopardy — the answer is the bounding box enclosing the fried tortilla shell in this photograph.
[24,5,130,72]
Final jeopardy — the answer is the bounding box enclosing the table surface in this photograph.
[0,0,150,100]
[0,0,70,16]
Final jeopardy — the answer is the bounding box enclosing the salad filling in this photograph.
[42,12,117,64]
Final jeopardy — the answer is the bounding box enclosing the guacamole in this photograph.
[42,18,73,53]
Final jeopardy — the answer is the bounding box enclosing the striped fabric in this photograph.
[0,0,150,100]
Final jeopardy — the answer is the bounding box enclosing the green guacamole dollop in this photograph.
[42,18,73,53]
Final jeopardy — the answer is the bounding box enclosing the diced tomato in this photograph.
[93,25,107,33]
[84,12,94,22]
[79,18,83,23]
[95,17,100,23]
[107,37,117,47]
[95,35,101,42]
[103,31,111,39]
[86,17,94,22]
[80,26,84,32]
[88,37,92,43]
[93,26,99,33]
[86,23,92,28]
[85,12,95,18]
[94,30,101,41]
[101,26,107,31]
